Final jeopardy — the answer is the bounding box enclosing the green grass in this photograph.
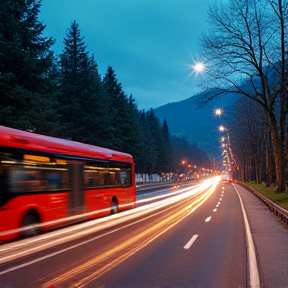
[238,181,288,211]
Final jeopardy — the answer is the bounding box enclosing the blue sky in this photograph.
[39,0,210,110]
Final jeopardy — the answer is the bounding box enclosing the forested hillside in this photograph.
[154,90,237,159]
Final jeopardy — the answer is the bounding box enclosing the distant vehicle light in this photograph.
[221,176,234,184]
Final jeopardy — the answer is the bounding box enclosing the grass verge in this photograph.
[238,181,288,211]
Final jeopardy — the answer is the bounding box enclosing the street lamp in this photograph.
[215,108,223,116]
[193,62,205,73]
[190,61,206,76]
[181,160,188,180]
[219,125,225,132]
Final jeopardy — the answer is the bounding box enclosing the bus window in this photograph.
[104,172,114,185]
[8,166,69,193]
[84,163,132,188]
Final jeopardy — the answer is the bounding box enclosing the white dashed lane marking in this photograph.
[184,235,198,249]
[205,216,212,222]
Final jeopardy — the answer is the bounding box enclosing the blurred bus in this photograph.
[0,126,136,241]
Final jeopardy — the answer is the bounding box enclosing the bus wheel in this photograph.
[111,200,118,214]
[21,213,41,238]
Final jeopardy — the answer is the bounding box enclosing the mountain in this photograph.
[154,62,280,161]
[154,89,238,160]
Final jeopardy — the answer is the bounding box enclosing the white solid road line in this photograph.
[234,185,260,288]
[184,235,199,249]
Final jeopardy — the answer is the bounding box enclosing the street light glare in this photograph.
[191,61,207,75]
[219,125,225,132]
[215,108,223,116]
[193,62,205,72]
[185,58,207,80]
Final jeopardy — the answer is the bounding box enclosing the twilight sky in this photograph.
[39,0,210,110]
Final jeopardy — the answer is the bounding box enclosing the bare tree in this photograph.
[229,97,274,185]
[199,0,287,192]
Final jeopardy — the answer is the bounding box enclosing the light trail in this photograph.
[136,183,203,205]
[0,177,220,266]
[0,184,201,240]
[44,178,219,287]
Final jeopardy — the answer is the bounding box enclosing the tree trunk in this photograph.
[265,128,274,187]
[270,116,285,192]
[242,153,246,181]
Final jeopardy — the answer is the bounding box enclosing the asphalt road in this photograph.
[94,181,247,288]
[0,179,248,288]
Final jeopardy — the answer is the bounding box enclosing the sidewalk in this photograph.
[235,184,288,288]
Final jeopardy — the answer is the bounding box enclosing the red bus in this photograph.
[0,126,136,241]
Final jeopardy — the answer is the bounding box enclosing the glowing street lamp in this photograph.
[181,160,189,179]
[219,125,225,132]
[191,61,206,76]
[215,108,223,116]
[193,62,205,73]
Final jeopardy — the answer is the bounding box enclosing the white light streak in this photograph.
[0,177,221,266]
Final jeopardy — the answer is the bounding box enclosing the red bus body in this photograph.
[0,126,136,241]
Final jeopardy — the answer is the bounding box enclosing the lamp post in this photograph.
[219,125,225,132]
[182,160,189,180]
[218,123,239,178]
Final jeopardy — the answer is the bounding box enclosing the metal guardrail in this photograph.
[240,184,288,225]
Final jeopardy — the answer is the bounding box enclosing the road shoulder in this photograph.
[235,184,288,288]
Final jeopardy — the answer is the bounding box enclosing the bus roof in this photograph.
[0,126,133,163]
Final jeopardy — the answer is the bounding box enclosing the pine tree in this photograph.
[58,21,94,141]
[102,66,125,150]
[82,55,112,147]
[121,94,143,157]
[0,0,59,133]
[146,109,164,173]
[136,110,157,173]
[161,119,174,173]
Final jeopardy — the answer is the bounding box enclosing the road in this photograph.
[0,178,248,287]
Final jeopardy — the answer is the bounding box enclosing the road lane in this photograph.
[86,182,247,288]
